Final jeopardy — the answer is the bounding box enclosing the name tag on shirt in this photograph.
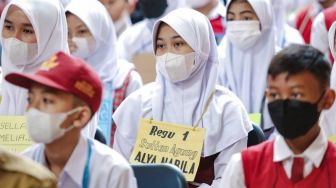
[130,118,205,181]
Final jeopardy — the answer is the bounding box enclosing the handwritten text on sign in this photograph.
[130,118,205,181]
[0,116,33,152]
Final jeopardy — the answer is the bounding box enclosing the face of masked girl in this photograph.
[2,5,38,65]
[227,1,259,21]
[155,23,197,83]
[66,13,96,60]
[226,1,261,50]
[2,5,37,43]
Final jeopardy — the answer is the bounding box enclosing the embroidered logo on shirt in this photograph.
[40,55,58,71]
[74,80,95,98]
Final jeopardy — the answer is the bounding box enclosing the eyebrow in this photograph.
[157,35,182,41]
[227,10,255,15]
[4,19,33,27]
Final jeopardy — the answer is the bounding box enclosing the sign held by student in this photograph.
[130,118,205,181]
[0,116,33,152]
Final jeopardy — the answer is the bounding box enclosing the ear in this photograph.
[72,106,92,129]
[321,88,335,110]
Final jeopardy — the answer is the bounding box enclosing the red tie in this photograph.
[291,157,304,183]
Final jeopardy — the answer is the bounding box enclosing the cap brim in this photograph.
[5,73,69,92]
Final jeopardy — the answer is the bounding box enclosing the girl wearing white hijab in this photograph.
[66,0,142,146]
[319,21,336,137]
[217,0,276,114]
[0,0,69,115]
[113,8,252,187]
[271,0,304,48]
[117,0,186,61]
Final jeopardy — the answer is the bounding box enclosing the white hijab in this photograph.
[66,0,133,90]
[217,0,276,113]
[320,21,336,136]
[114,8,251,157]
[0,0,69,115]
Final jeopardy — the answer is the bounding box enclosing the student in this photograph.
[186,0,226,44]
[66,0,143,146]
[271,0,304,48]
[292,0,335,44]
[320,21,336,137]
[113,8,252,188]
[0,0,68,115]
[0,148,57,188]
[217,0,276,114]
[99,0,135,37]
[311,6,336,64]
[5,51,137,188]
[117,0,185,61]
[221,44,336,187]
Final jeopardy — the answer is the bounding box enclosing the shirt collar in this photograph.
[273,130,328,168]
[61,134,88,187]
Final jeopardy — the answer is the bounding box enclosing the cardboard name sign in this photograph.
[0,116,33,152]
[130,118,205,181]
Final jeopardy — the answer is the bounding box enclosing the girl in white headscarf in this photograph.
[319,21,336,137]
[271,0,304,48]
[0,0,69,115]
[113,8,252,187]
[217,0,276,114]
[117,0,186,61]
[66,0,142,146]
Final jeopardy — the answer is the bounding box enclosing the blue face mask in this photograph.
[139,0,168,18]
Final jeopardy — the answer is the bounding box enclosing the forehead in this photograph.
[267,71,322,91]
[156,23,180,39]
[5,5,32,25]
[66,13,86,28]
[29,83,74,98]
[228,1,255,13]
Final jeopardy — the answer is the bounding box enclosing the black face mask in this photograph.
[268,93,324,139]
[139,0,168,18]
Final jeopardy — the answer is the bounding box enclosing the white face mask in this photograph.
[156,52,196,83]
[226,20,262,50]
[186,0,210,8]
[2,37,38,65]
[71,37,95,60]
[25,108,81,144]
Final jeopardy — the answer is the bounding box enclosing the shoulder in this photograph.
[91,140,133,172]
[0,148,56,188]
[118,20,149,42]
[214,85,246,109]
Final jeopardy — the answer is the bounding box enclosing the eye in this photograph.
[42,97,54,105]
[23,28,34,34]
[3,24,13,31]
[27,96,32,104]
[156,42,165,50]
[174,41,185,48]
[290,92,303,99]
[267,91,280,100]
[243,16,252,21]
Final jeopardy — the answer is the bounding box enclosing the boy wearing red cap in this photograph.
[5,51,137,188]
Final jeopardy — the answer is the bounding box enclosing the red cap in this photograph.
[5,51,103,113]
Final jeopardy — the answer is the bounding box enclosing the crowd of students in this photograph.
[0,0,336,187]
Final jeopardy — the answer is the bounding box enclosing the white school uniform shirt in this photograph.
[23,134,137,188]
[117,0,186,62]
[320,21,336,137]
[114,7,252,187]
[311,11,332,62]
[221,130,328,188]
